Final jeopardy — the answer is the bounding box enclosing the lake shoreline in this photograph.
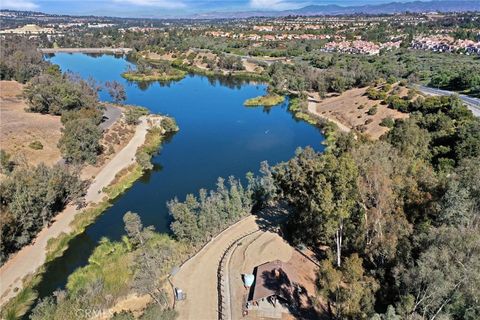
[0,115,172,317]
[40,47,133,54]
[9,52,323,318]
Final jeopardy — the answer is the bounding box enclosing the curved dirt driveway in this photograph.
[0,117,150,307]
[171,216,260,320]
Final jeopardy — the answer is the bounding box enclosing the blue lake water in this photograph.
[37,53,324,298]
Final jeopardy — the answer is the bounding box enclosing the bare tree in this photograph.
[105,80,126,104]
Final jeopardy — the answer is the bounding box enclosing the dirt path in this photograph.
[171,216,260,320]
[0,117,150,307]
[307,98,351,133]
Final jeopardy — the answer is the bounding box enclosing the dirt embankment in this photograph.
[307,85,410,140]
[0,81,62,166]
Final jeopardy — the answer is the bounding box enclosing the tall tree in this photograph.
[274,148,358,266]
[58,118,102,164]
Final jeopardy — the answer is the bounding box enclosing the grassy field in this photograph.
[244,94,285,107]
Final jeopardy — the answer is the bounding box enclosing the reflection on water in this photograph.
[34,53,324,302]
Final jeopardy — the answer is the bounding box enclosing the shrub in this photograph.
[29,141,43,150]
[386,95,409,112]
[387,76,397,84]
[380,117,395,128]
[0,149,14,173]
[136,151,153,170]
[161,117,178,133]
[125,107,149,125]
[367,106,378,116]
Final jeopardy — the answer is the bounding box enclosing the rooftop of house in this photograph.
[249,260,299,303]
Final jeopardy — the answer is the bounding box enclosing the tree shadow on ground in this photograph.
[253,203,290,233]
[259,269,325,320]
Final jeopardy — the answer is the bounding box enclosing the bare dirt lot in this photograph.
[0,80,62,166]
[308,86,410,140]
[171,209,322,320]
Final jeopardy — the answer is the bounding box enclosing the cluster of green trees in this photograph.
[0,163,85,264]
[23,68,104,164]
[23,71,98,115]
[216,54,244,71]
[430,65,480,93]
[0,37,47,83]
[168,177,253,246]
[269,95,480,318]
[31,212,183,319]
[387,95,479,169]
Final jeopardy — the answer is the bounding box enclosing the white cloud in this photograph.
[249,0,303,10]
[0,0,39,10]
[113,0,186,9]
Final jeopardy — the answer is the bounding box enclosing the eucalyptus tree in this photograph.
[274,147,358,267]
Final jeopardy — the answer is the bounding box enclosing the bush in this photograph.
[386,95,409,112]
[125,107,149,125]
[136,151,153,170]
[161,117,178,133]
[0,149,14,174]
[366,87,387,100]
[61,107,103,126]
[367,106,378,115]
[387,76,397,84]
[29,141,43,150]
[380,117,395,128]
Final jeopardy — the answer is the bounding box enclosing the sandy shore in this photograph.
[0,117,150,307]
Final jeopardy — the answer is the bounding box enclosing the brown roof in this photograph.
[250,260,299,302]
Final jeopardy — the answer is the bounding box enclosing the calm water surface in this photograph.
[37,53,324,298]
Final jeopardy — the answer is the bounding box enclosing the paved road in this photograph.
[101,105,123,130]
[0,117,150,307]
[418,85,480,117]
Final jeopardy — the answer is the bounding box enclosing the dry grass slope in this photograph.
[0,81,62,166]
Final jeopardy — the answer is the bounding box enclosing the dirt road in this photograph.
[0,117,150,307]
[171,216,260,320]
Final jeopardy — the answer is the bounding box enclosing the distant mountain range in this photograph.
[191,1,480,19]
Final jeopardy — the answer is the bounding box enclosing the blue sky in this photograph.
[0,0,446,17]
